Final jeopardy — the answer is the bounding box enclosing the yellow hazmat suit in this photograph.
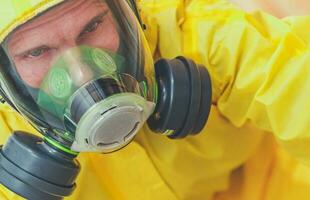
[229,0,310,17]
[1,0,310,199]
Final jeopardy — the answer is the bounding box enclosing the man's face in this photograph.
[7,0,120,88]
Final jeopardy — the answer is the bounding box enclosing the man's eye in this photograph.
[27,47,49,58]
[82,20,102,35]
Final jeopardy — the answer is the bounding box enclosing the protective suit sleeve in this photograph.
[139,0,310,166]
[183,0,310,165]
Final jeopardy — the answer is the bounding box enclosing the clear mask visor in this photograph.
[0,0,157,152]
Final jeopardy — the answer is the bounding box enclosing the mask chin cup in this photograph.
[0,132,80,200]
[147,56,212,138]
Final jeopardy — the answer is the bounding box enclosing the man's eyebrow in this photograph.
[78,10,109,36]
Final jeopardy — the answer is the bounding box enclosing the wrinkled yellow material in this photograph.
[1,0,310,199]
[229,0,310,17]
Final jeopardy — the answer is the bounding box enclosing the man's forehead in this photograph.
[11,0,104,36]
[7,0,108,53]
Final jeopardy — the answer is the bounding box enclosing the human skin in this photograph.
[229,0,310,17]
[6,0,120,88]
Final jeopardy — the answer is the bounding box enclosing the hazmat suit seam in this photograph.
[134,132,182,200]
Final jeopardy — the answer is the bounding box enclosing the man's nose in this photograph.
[62,48,94,87]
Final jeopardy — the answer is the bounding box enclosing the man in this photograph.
[0,0,310,200]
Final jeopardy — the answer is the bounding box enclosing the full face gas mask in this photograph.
[0,0,212,199]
